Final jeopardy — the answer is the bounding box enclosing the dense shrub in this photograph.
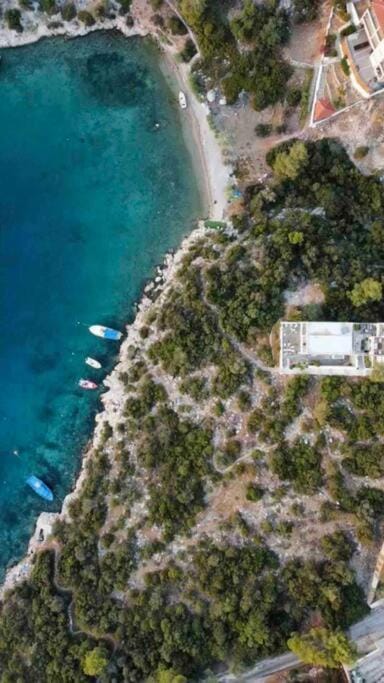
[168,15,188,35]
[78,9,95,25]
[179,38,197,62]
[61,2,76,21]
[271,440,323,493]
[255,123,273,137]
[39,0,57,14]
[5,8,23,31]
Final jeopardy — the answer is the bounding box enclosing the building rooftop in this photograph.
[306,322,353,355]
[279,321,384,376]
[372,0,384,32]
[313,98,336,123]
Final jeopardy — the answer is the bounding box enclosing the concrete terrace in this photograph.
[279,321,384,376]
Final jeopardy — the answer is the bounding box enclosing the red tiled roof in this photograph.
[313,98,336,122]
[372,0,384,32]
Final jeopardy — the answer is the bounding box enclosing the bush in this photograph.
[287,88,302,107]
[117,0,132,13]
[179,38,197,63]
[341,57,350,76]
[354,145,369,159]
[5,8,23,31]
[288,627,357,667]
[271,440,323,493]
[221,74,243,105]
[39,0,57,15]
[293,0,320,22]
[246,483,264,502]
[61,2,76,21]
[237,390,251,411]
[78,10,95,25]
[255,123,273,137]
[340,24,357,37]
[168,15,188,35]
[150,0,163,8]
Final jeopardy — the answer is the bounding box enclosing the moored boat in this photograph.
[26,475,54,502]
[79,378,98,390]
[89,325,122,340]
[85,357,102,369]
[179,91,187,110]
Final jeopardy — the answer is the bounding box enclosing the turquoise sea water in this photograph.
[0,31,202,575]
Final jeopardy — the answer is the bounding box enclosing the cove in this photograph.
[0,31,202,576]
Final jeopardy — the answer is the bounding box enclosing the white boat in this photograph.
[179,91,187,110]
[79,378,98,390]
[85,357,102,369]
[89,325,122,341]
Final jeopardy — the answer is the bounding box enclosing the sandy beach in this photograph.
[0,1,232,597]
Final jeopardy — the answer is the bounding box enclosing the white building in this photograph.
[280,321,384,376]
[361,0,384,81]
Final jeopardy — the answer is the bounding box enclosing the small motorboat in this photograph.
[89,325,122,341]
[85,357,102,369]
[79,379,98,390]
[26,475,54,502]
[179,91,187,110]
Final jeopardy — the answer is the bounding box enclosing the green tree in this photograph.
[179,0,207,27]
[82,647,108,677]
[370,362,384,383]
[273,141,308,180]
[78,9,96,25]
[39,0,57,15]
[349,277,382,307]
[5,8,23,31]
[148,669,187,683]
[313,398,329,426]
[288,230,304,244]
[288,627,357,667]
[61,2,76,20]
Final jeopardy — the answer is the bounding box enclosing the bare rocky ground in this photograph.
[309,96,384,173]
[93,242,384,597]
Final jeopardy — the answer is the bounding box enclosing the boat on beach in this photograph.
[26,475,54,502]
[79,379,98,390]
[179,91,187,109]
[85,357,102,369]
[89,325,122,341]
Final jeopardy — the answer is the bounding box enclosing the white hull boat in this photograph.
[79,379,98,390]
[179,91,187,109]
[85,357,102,369]
[89,325,122,341]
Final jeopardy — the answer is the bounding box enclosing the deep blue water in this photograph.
[0,31,202,574]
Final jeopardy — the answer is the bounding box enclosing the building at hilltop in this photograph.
[280,321,384,376]
[360,0,384,80]
[342,0,384,96]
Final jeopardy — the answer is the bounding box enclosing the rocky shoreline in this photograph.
[0,218,219,598]
[0,0,233,597]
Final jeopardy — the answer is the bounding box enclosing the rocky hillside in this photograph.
[2,139,384,680]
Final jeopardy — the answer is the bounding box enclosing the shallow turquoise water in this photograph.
[0,31,202,575]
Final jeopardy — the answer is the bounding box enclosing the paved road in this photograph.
[349,604,384,641]
[216,653,299,682]
[214,605,384,682]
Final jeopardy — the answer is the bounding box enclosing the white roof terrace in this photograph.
[306,322,353,356]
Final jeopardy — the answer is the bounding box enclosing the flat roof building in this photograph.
[305,322,353,356]
[280,321,384,376]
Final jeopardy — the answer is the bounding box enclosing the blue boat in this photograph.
[89,324,122,341]
[26,475,54,502]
